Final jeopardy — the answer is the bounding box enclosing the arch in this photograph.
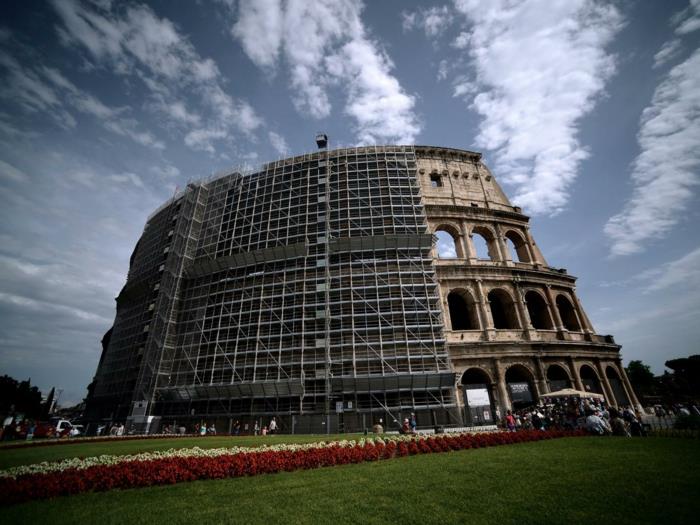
[579,364,603,395]
[556,294,581,331]
[504,230,531,263]
[546,364,572,392]
[461,367,492,385]
[524,290,553,330]
[606,366,630,407]
[505,364,537,409]
[470,226,498,260]
[434,225,462,258]
[487,288,520,329]
[461,368,494,426]
[447,289,480,330]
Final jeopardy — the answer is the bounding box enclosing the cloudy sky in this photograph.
[1,0,699,406]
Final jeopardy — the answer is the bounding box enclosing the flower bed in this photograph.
[0,430,584,505]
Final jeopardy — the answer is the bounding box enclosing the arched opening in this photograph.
[525,291,553,330]
[546,364,572,392]
[471,226,497,260]
[504,230,531,263]
[505,365,537,409]
[461,368,494,426]
[556,295,581,331]
[606,366,630,407]
[447,289,480,330]
[488,289,520,329]
[580,365,603,395]
[434,227,460,258]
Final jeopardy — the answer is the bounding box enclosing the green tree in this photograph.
[625,360,656,398]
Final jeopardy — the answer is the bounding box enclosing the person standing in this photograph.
[410,413,417,433]
[269,417,277,434]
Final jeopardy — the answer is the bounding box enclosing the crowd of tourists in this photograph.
[504,396,648,436]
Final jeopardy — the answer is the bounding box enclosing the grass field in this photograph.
[0,434,358,469]
[3,437,699,524]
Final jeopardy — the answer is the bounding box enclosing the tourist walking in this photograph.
[269,417,277,434]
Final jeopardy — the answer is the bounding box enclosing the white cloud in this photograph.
[268,131,289,156]
[644,247,700,293]
[452,31,469,49]
[672,0,700,35]
[0,53,163,148]
[184,128,228,154]
[231,0,282,69]
[654,1,700,69]
[0,159,29,182]
[107,172,145,188]
[605,49,700,256]
[403,6,452,38]
[230,0,420,144]
[150,164,180,179]
[653,39,682,68]
[451,0,623,215]
[51,0,262,153]
[0,52,77,129]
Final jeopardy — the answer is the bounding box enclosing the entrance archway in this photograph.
[580,365,603,395]
[461,368,494,426]
[505,364,537,409]
[606,366,630,407]
[546,364,572,392]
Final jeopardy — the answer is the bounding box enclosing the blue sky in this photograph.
[0,0,698,406]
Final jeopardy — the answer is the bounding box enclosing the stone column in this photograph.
[534,356,549,396]
[545,285,566,336]
[492,224,507,263]
[462,221,475,260]
[494,359,510,414]
[475,280,494,340]
[617,360,642,410]
[595,360,617,406]
[568,357,585,391]
[571,289,595,334]
[513,280,534,340]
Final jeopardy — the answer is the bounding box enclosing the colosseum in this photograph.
[85,143,640,433]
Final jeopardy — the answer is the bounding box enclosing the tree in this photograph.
[664,355,700,398]
[625,360,656,398]
[0,375,43,418]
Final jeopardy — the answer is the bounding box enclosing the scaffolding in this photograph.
[89,145,457,431]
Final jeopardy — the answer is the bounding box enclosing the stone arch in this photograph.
[606,365,630,407]
[579,364,603,395]
[487,288,520,329]
[447,288,480,330]
[505,363,537,409]
[470,225,498,260]
[556,294,581,331]
[524,290,553,330]
[461,367,495,426]
[546,364,572,392]
[504,230,531,263]
[433,224,463,258]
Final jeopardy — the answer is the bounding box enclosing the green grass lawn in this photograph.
[4,437,700,524]
[0,434,360,469]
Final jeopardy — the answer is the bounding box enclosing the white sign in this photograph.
[466,388,490,407]
[335,401,344,413]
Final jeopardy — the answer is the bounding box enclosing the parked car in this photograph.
[49,418,74,437]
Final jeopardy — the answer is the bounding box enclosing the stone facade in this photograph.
[415,146,640,424]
